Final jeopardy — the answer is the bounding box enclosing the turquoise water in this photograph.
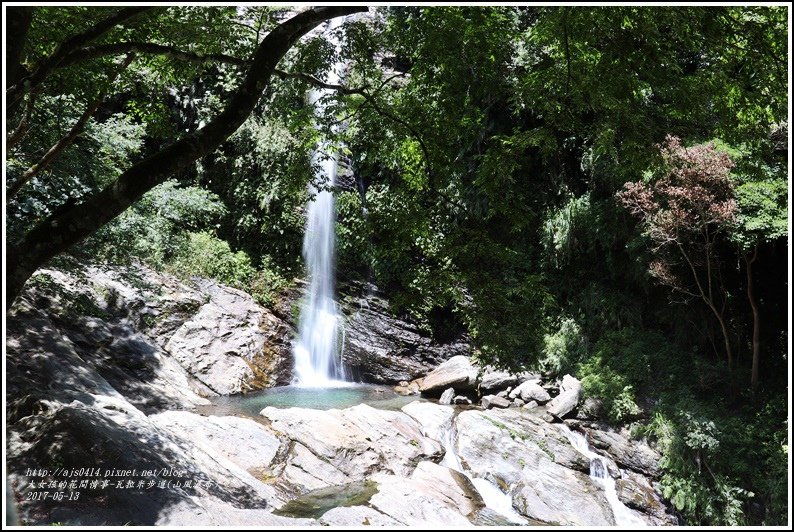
[199,384,424,418]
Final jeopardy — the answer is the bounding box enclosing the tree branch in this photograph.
[59,41,248,69]
[7,54,137,201]
[6,7,154,114]
[7,91,38,150]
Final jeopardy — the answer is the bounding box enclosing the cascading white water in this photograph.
[559,425,647,527]
[293,18,348,387]
[440,420,527,524]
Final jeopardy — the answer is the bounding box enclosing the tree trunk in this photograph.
[746,249,761,391]
[6,6,366,308]
[714,310,733,374]
[5,7,34,117]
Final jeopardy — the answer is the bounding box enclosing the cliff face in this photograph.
[338,282,470,384]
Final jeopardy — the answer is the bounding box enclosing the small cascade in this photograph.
[440,418,527,524]
[559,425,647,527]
[292,17,349,387]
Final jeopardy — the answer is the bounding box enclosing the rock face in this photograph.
[339,282,470,383]
[260,404,443,489]
[616,471,676,525]
[369,462,484,526]
[165,279,293,394]
[419,356,479,395]
[546,374,582,419]
[439,388,456,405]
[4,265,305,525]
[575,423,663,478]
[401,402,455,442]
[452,408,613,525]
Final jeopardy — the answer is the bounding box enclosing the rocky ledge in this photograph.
[6,263,677,526]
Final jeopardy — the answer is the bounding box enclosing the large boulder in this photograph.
[165,279,292,394]
[479,369,520,393]
[419,356,479,395]
[401,402,455,442]
[339,282,470,383]
[368,462,483,526]
[439,387,456,405]
[509,380,551,403]
[452,408,637,525]
[616,471,677,525]
[482,395,511,409]
[546,374,582,419]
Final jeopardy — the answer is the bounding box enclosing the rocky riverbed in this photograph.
[6,262,678,526]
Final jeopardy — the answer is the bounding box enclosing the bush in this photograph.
[168,231,289,308]
[537,316,586,377]
[169,231,256,288]
[84,180,227,266]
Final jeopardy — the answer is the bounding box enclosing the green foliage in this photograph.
[168,232,288,308]
[733,166,787,252]
[542,194,593,269]
[169,231,256,289]
[537,317,586,377]
[85,180,226,267]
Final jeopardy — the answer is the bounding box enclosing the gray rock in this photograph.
[576,397,604,420]
[558,375,578,392]
[616,471,677,525]
[453,408,618,525]
[482,395,511,409]
[151,411,282,480]
[510,380,551,403]
[479,369,519,393]
[401,401,455,442]
[165,279,292,394]
[369,462,483,525]
[419,356,478,395]
[497,389,510,398]
[546,375,582,419]
[339,282,470,383]
[585,428,662,478]
[513,398,526,408]
[524,401,539,409]
[439,387,456,405]
[261,404,443,486]
[454,395,473,405]
[156,499,316,526]
[394,380,421,396]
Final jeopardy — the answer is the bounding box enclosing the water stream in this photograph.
[559,425,647,527]
[293,18,347,387]
[439,417,528,525]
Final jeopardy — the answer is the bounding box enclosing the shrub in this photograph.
[169,231,256,288]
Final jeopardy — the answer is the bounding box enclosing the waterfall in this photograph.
[559,425,647,527]
[293,18,348,387]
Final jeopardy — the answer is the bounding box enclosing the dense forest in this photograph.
[5,5,789,526]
